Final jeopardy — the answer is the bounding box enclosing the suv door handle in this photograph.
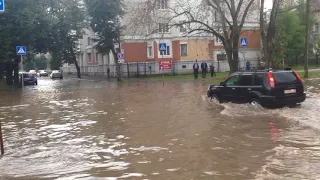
[248,88,252,90]
[232,88,235,90]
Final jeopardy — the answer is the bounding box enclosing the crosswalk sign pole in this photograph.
[21,55,24,88]
[21,55,23,72]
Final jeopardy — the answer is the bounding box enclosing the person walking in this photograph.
[210,63,216,77]
[201,61,208,78]
[107,67,110,79]
[193,59,199,79]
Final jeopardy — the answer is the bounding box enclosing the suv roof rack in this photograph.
[237,68,294,73]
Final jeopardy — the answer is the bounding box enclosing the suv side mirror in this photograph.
[220,82,225,86]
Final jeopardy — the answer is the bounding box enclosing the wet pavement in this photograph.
[1,77,320,179]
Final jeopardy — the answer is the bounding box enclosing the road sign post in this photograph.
[16,46,26,88]
[0,0,5,12]
[159,43,167,86]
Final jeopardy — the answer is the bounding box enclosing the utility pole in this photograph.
[304,0,310,78]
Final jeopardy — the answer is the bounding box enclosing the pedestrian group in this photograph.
[193,59,216,79]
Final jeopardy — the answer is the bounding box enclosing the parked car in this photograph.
[50,70,63,79]
[29,70,36,75]
[38,70,48,77]
[207,68,306,108]
[21,73,38,85]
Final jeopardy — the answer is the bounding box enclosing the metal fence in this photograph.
[62,59,261,78]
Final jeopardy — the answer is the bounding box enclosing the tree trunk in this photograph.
[226,48,237,73]
[260,0,279,69]
[266,41,272,68]
[304,0,310,78]
[111,48,121,82]
[13,63,19,86]
[5,61,13,86]
[69,45,81,79]
[74,59,81,79]
[232,32,240,72]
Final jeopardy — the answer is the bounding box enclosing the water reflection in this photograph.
[0,78,320,179]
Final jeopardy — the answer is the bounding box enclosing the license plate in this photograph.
[284,89,296,94]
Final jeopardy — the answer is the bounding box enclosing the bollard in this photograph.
[0,120,4,155]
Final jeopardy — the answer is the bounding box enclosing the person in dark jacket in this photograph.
[201,61,208,78]
[107,67,110,79]
[210,63,216,77]
[193,59,199,79]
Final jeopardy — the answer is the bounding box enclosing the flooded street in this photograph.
[1,78,320,179]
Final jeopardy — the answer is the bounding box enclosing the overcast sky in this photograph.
[265,0,273,9]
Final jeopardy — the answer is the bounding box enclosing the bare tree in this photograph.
[125,0,258,73]
[260,0,280,68]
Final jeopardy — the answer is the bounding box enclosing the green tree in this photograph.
[0,0,86,80]
[42,0,86,78]
[273,9,306,67]
[84,0,124,81]
[0,0,46,85]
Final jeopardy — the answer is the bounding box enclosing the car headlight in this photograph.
[208,86,211,90]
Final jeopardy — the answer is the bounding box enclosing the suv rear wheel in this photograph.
[250,98,260,106]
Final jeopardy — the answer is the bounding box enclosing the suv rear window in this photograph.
[272,72,299,85]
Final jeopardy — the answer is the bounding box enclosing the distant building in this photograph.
[312,1,320,37]
[121,0,261,64]
[65,0,262,75]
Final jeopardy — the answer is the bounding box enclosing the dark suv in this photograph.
[207,69,306,108]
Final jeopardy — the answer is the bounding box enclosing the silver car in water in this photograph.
[50,70,63,79]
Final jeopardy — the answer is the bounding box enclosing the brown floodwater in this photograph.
[1,77,320,180]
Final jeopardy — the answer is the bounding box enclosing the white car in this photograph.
[29,70,36,75]
[50,70,63,79]
[38,70,48,77]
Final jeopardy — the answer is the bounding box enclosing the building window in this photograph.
[96,53,99,63]
[87,37,91,45]
[216,36,222,44]
[160,45,170,56]
[148,46,153,57]
[179,21,187,32]
[158,23,169,33]
[88,53,92,62]
[315,22,319,35]
[156,0,168,9]
[180,44,188,56]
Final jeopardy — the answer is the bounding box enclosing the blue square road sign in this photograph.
[159,43,167,52]
[0,0,4,11]
[240,38,247,47]
[16,46,27,56]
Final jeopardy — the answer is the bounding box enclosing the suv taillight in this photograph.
[293,70,303,83]
[268,72,275,88]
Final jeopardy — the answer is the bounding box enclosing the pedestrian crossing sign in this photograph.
[16,46,27,55]
[159,43,167,52]
[240,38,247,47]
